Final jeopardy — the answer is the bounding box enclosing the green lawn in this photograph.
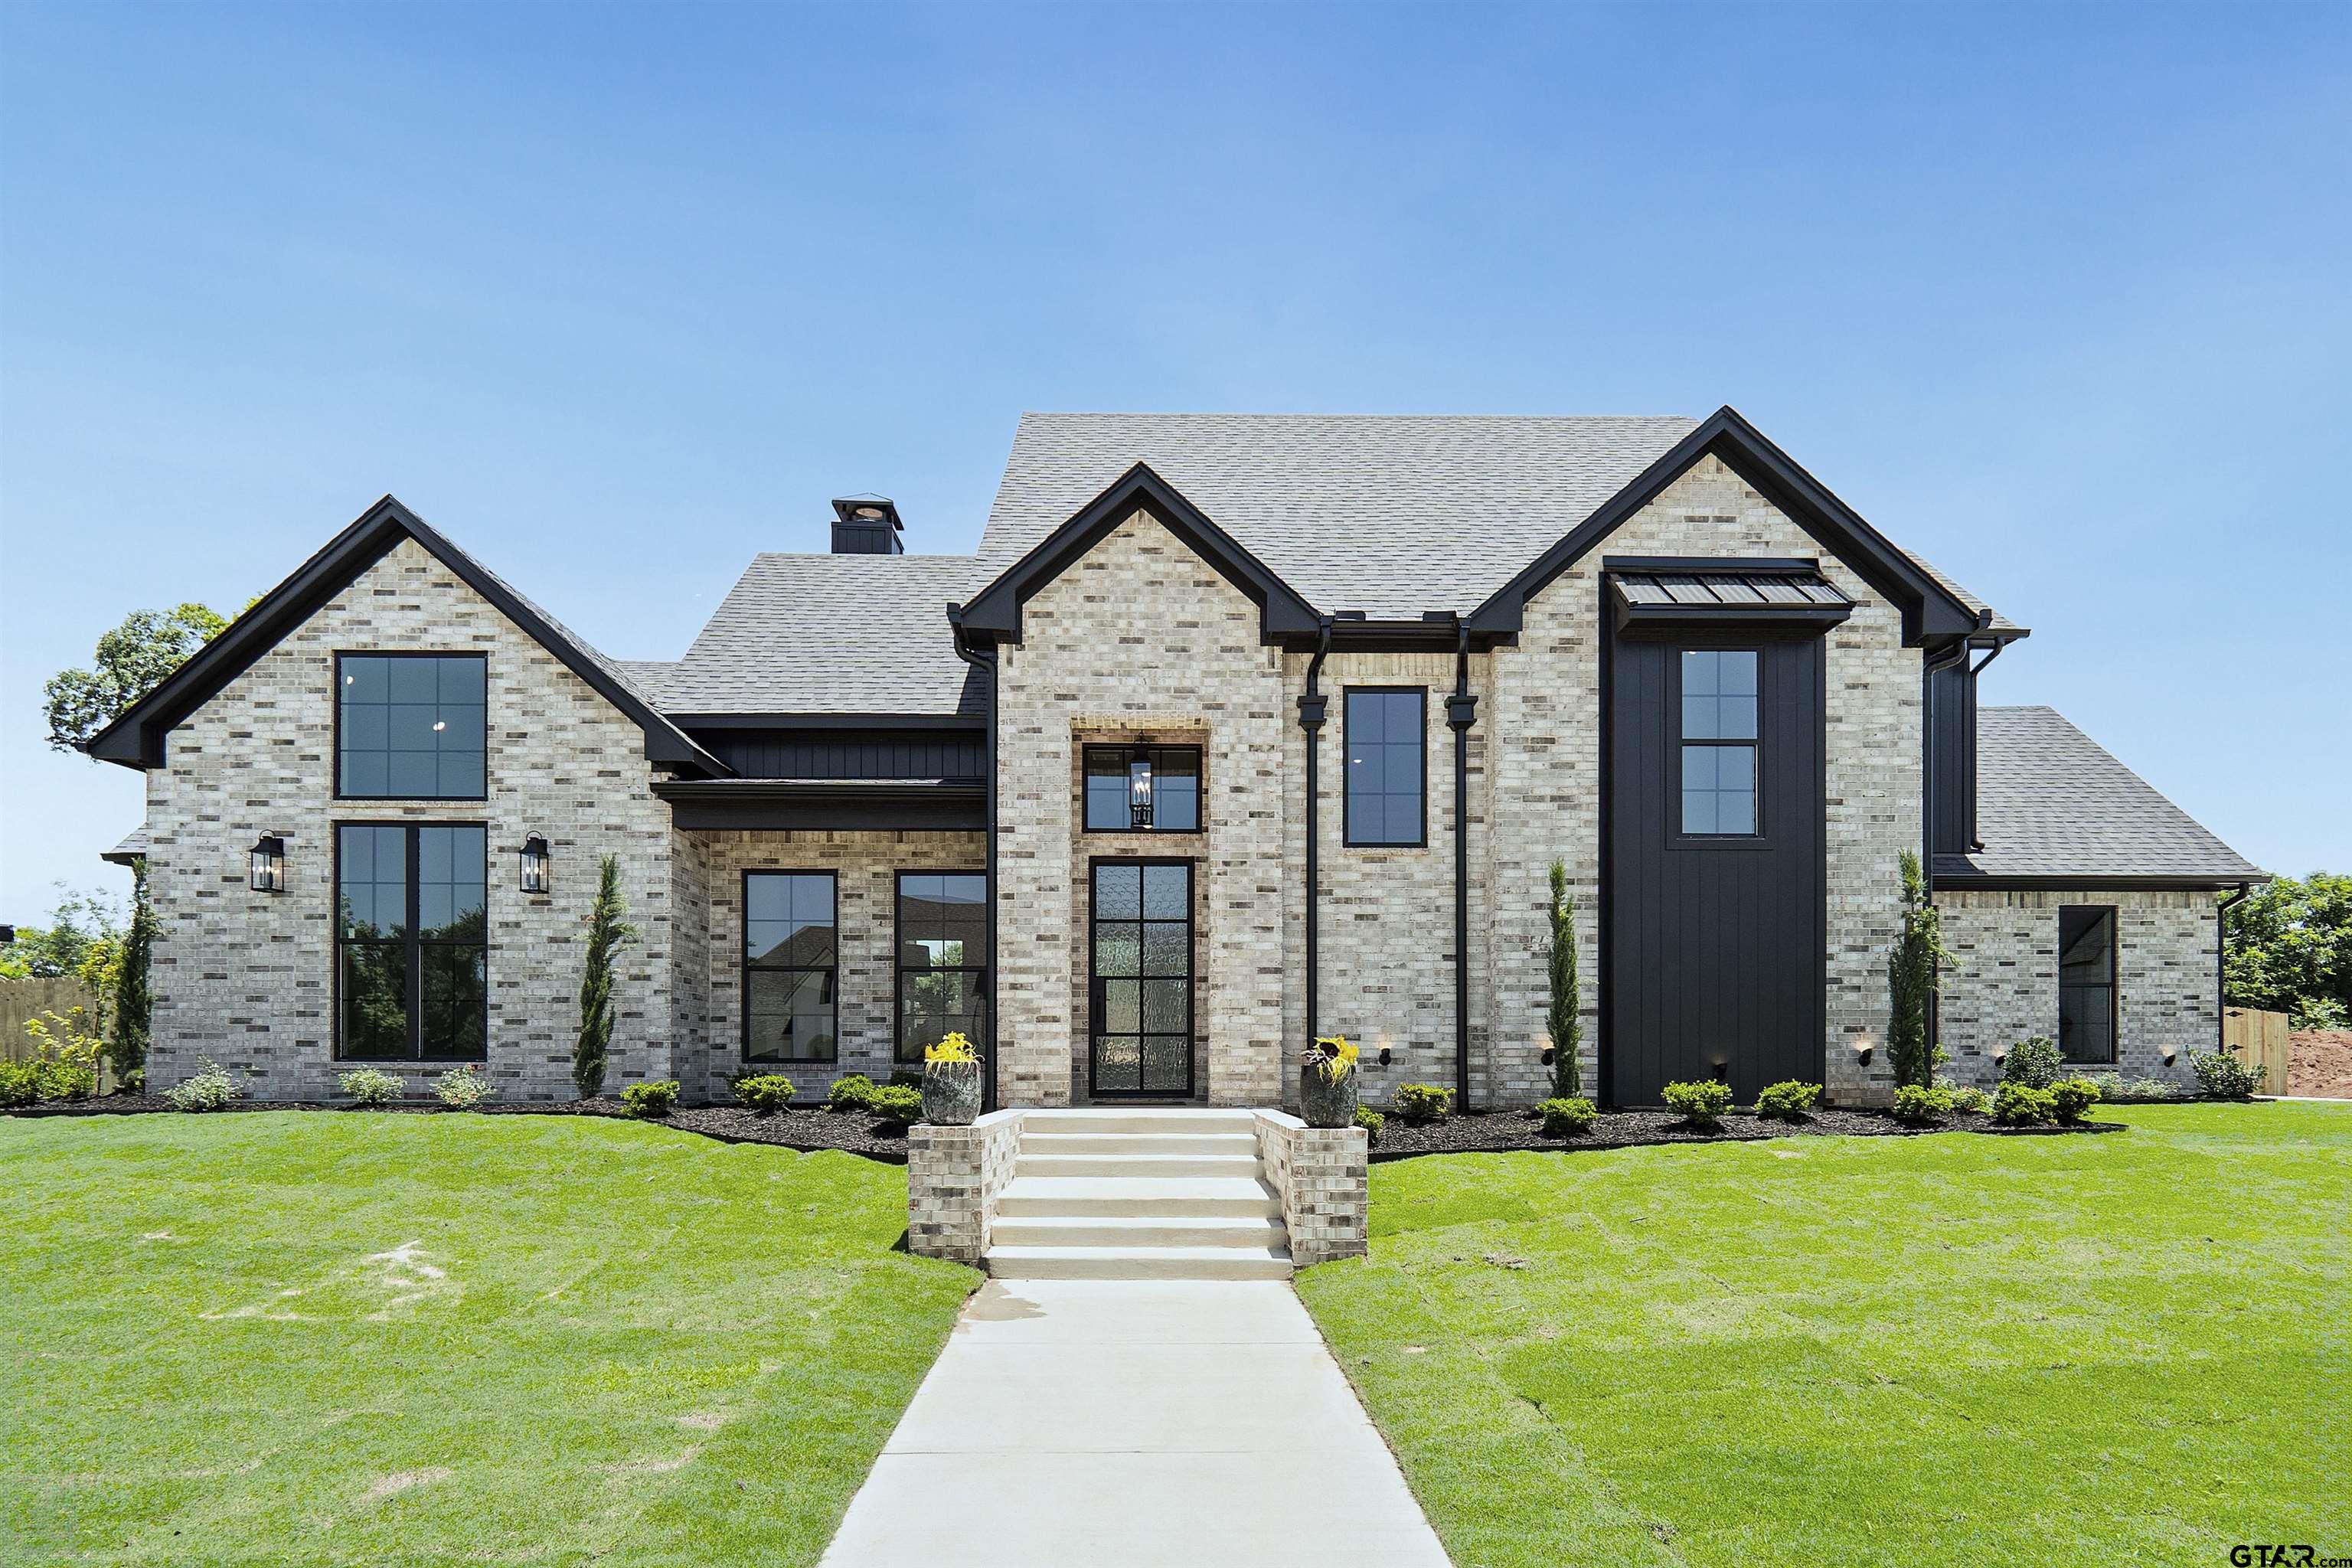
[1298,1102,2350,1568]
[1,1112,974,1566]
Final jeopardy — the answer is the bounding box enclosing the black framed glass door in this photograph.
[1089,859,1194,1098]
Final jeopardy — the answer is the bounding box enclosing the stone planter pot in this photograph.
[922,1060,982,1126]
[1299,1064,1359,1129]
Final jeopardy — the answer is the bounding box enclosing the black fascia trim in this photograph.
[954,462,1321,645]
[1929,871,2275,892]
[1612,602,1854,637]
[672,712,987,731]
[1284,619,1508,654]
[85,495,730,779]
[1603,555,1824,574]
[1467,407,1978,645]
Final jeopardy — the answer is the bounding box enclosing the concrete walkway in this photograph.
[819,1279,1452,1567]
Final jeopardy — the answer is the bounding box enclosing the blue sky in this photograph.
[2,2,2347,921]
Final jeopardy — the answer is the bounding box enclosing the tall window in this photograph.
[744,873,836,1063]
[336,824,487,1059]
[1679,649,1759,836]
[1344,689,1425,847]
[338,654,487,800]
[1083,746,1201,832]
[2059,906,2118,1063]
[897,872,989,1064]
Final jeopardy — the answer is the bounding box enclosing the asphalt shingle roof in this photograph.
[648,554,985,717]
[1961,706,2262,882]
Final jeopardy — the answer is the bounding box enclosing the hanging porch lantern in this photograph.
[249,835,286,893]
[1129,753,1154,828]
[520,834,550,895]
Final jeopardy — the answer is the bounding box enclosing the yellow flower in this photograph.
[924,1033,980,1066]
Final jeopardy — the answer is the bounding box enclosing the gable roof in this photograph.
[646,553,987,719]
[1939,706,2265,887]
[85,496,727,776]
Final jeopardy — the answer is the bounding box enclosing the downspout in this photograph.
[1446,622,1479,1109]
[1964,632,2007,851]
[1921,636,1971,864]
[1298,620,1333,1052]
[2216,880,2252,1056]
[949,609,1001,1112]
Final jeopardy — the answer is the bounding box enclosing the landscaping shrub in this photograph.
[2049,1076,2103,1125]
[1537,1096,1598,1136]
[1661,1079,1733,1128]
[1547,858,1582,1099]
[1949,1084,1991,1115]
[1993,1082,2056,1125]
[887,1070,924,1092]
[434,1065,495,1108]
[2189,1049,2264,1099]
[1888,849,1954,1089]
[2001,1036,2063,1089]
[574,854,633,1100]
[20,1009,103,1101]
[828,1073,878,1112]
[1893,1083,1955,1124]
[868,1083,923,1125]
[1391,1083,1453,1125]
[337,1069,406,1106]
[2085,1072,2176,1103]
[1354,1105,1383,1145]
[621,1080,680,1119]
[165,1059,242,1112]
[1753,1080,1821,1122]
[0,1060,40,1107]
[733,1074,796,1113]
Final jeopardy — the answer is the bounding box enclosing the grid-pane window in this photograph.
[336,823,486,1059]
[1344,690,1425,847]
[1083,746,1200,832]
[338,655,487,799]
[2059,906,2118,1063]
[1680,650,1759,836]
[745,873,836,1063]
[898,873,989,1065]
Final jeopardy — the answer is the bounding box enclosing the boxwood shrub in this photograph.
[622,1080,680,1119]
[1537,1096,1598,1136]
[1893,1083,1955,1124]
[1661,1079,1733,1129]
[733,1074,796,1114]
[2188,1049,2263,1099]
[2048,1076,2103,1125]
[827,1073,878,1112]
[1992,1082,2055,1125]
[1391,1083,1453,1125]
[1354,1105,1384,1145]
[2001,1036,2063,1089]
[1753,1080,1821,1122]
[868,1083,923,1125]
[337,1068,406,1106]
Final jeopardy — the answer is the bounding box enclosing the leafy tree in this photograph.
[1888,850,1953,1089]
[2226,873,2350,1029]
[573,855,634,1099]
[1547,859,1581,1098]
[44,603,229,753]
[0,888,122,981]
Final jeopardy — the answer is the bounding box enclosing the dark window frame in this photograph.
[740,868,840,1065]
[334,650,490,802]
[1086,855,1197,1099]
[2058,904,2120,1065]
[1670,646,1766,845]
[1341,687,1428,848]
[892,869,991,1067]
[1080,744,1205,834]
[332,820,489,1062]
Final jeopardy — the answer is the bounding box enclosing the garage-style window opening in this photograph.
[897,873,989,1064]
[2059,906,2118,1063]
[336,823,487,1060]
[1344,689,1426,847]
[1083,746,1201,832]
[1679,649,1759,836]
[744,872,837,1063]
[338,653,487,800]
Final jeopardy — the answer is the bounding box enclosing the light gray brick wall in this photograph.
[1253,1110,1369,1266]
[1938,888,2220,1089]
[1481,454,1920,1109]
[143,537,680,1102]
[691,828,988,1104]
[906,1109,1025,1263]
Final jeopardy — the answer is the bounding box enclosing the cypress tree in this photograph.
[574,854,634,1100]
[109,859,153,1088]
[1548,859,1581,1099]
[1888,849,1949,1089]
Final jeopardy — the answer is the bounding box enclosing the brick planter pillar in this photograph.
[905,1109,1025,1264]
[1253,1109,1369,1266]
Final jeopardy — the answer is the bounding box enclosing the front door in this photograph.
[1088,859,1194,1098]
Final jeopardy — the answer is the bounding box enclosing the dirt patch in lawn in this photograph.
[2287,1030,2352,1098]
[1367,1103,2125,1161]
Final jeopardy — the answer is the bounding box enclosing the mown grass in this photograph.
[0,1112,974,1566]
[1298,1102,2350,1567]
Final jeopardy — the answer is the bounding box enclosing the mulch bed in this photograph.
[6,1093,918,1162]
[1368,1104,2127,1161]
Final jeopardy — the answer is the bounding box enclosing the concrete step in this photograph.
[1019,1132,1260,1158]
[994,1175,1281,1220]
[985,1243,1295,1281]
[1015,1152,1263,1180]
[1018,1109,1259,1136]
[988,1214,1285,1249]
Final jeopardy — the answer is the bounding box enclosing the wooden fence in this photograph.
[2223,1007,2293,1094]
[1,977,100,1060]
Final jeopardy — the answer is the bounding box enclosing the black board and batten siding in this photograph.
[696,727,985,782]
[1605,629,1827,1105]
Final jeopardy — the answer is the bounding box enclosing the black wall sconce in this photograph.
[520,833,550,895]
[1854,1037,1875,1067]
[249,835,286,893]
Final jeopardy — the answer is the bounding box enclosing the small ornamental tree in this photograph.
[573,854,634,1100]
[109,860,155,1086]
[1547,859,1581,1099]
[1888,849,1952,1089]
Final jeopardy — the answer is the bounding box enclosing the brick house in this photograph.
[90,407,2265,1109]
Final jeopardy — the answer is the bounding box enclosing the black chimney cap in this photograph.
[831,495,903,529]
[830,495,904,554]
